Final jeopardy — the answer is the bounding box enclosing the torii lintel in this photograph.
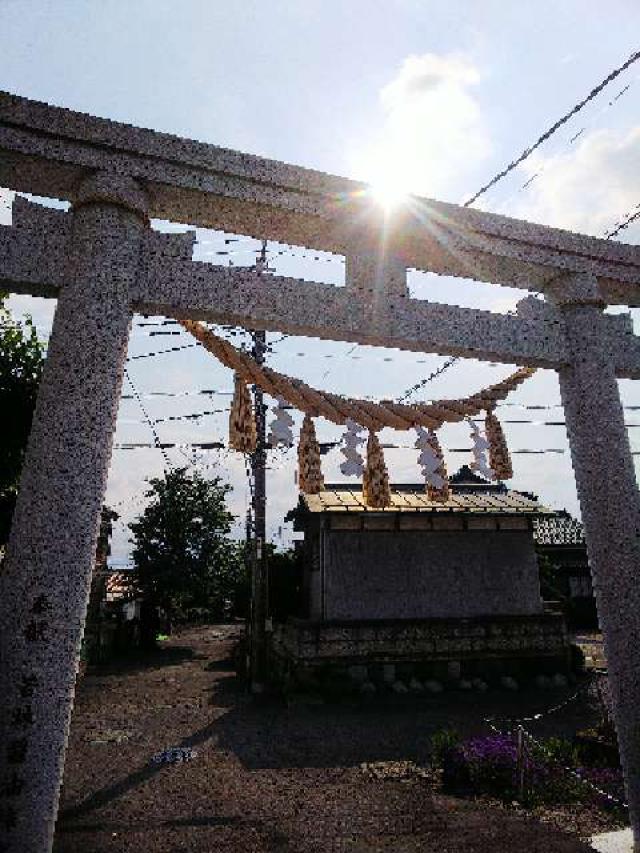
[2,88,640,305]
[3,194,640,375]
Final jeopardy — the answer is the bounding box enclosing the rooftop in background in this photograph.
[300,466,553,515]
[533,510,586,545]
[105,571,137,603]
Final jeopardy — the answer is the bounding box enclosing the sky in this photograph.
[2,0,640,562]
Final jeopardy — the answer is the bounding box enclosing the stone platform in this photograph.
[590,828,634,853]
[270,612,571,689]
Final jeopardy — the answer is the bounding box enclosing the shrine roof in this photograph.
[301,484,552,515]
[533,511,586,545]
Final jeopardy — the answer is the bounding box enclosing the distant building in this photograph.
[105,570,142,621]
[534,511,597,628]
[273,466,571,689]
[83,509,144,665]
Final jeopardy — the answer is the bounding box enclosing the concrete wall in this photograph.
[321,530,543,620]
[270,613,570,684]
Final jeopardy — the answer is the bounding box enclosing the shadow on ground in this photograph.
[205,656,596,771]
[54,626,600,853]
[88,644,205,677]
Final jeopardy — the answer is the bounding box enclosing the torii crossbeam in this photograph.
[1,90,640,852]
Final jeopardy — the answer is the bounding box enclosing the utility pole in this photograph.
[249,241,269,692]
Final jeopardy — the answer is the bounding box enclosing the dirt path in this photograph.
[54,625,598,852]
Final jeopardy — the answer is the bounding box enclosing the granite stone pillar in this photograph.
[345,249,408,298]
[0,173,148,853]
[553,272,640,849]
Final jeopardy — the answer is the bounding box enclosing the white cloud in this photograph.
[507,126,640,240]
[5,294,56,339]
[380,52,481,104]
[351,52,491,200]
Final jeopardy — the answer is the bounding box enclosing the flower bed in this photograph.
[432,729,626,816]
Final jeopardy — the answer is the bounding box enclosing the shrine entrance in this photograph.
[2,90,640,852]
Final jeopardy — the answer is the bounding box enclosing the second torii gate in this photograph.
[1,90,640,852]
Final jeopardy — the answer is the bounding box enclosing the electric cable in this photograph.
[465,48,640,207]
[123,367,171,469]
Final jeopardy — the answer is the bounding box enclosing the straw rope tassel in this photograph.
[229,372,257,453]
[363,431,391,508]
[298,414,324,494]
[426,431,450,503]
[179,321,535,433]
[485,407,513,480]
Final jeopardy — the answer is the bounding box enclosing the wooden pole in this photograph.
[249,328,268,692]
[516,725,526,802]
[249,241,269,692]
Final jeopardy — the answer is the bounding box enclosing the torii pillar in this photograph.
[0,172,148,852]
[553,272,640,847]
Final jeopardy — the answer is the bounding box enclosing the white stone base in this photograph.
[590,828,634,853]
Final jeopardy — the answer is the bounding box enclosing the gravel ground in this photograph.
[53,625,605,852]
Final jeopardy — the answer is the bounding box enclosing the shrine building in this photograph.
[272,466,571,690]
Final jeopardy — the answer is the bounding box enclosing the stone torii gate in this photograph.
[1,90,640,852]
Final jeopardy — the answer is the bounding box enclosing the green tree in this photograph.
[536,551,567,603]
[0,297,45,549]
[128,468,242,633]
[266,545,303,621]
[232,541,303,622]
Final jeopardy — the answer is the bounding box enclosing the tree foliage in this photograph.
[128,467,243,623]
[536,551,566,602]
[234,540,303,621]
[267,545,304,621]
[0,296,45,547]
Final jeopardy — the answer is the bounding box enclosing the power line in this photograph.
[465,47,640,207]
[605,203,640,239]
[123,367,171,469]
[116,398,640,413]
[401,55,640,402]
[321,342,358,382]
[197,245,345,264]
[127,342,201,361]
[126,328,476,369]
[397,356,458,403]
[114,440,225,450]
[120,389,233,399]
[267,334,290,346]
[118,410,640,429]
[152,408,228,424]
[490,77,636,215]
[111,441,640,457]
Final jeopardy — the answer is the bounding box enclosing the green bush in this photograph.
[430,728,461,769]
[542,736,580,768]
[441,731,626,812]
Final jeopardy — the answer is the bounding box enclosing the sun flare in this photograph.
[365,158,414,211]
[368,176,410,210]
